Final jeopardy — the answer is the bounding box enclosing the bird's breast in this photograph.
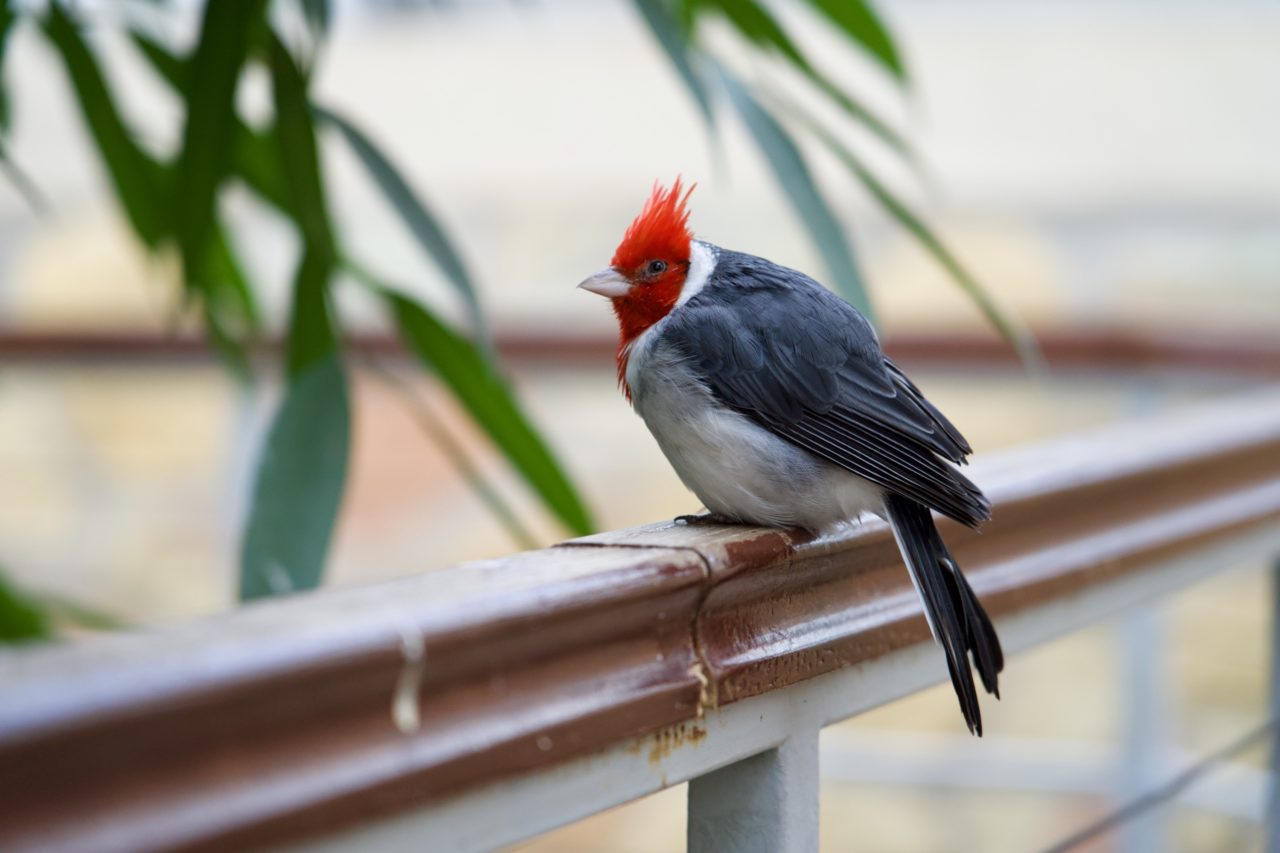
[626,329,882,529]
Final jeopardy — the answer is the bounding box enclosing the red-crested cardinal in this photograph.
[578,179,1003,734]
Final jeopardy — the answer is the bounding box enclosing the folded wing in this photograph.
[663,253,990,527]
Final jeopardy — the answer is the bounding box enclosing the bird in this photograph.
[577,179,1003,735]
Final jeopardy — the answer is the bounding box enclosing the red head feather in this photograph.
[611,178,695,272]
[607,179,697,400]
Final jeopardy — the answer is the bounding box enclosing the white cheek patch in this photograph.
[676,240,717,307]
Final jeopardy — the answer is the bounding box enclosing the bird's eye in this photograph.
[646,259,668,276]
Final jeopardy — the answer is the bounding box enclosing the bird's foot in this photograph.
[674,512,742,527]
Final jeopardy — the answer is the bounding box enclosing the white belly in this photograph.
[626,333,883,531]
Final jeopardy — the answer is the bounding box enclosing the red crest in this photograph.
[611,178,695,272]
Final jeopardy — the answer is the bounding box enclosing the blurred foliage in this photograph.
[4,0,595,604]
[0,0,1031,609]
[0,568,48,644]
[0,566,121,646]
[239,353,350,600]
[636,0,1036,361]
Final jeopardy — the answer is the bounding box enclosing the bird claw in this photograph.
[674,512,740,527]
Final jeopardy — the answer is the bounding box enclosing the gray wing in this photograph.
[663,253,990,526]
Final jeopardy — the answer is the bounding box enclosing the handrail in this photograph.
[0,328,1278,375]
[2,389,1279,852]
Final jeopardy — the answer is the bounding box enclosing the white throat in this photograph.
[623,240,719,391]
[676,240,717,308]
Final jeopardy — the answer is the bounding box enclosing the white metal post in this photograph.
[687,728,821,853]
[1118,605,1170,853]
[1117,387,1170,853]
[1266,558,1280,853]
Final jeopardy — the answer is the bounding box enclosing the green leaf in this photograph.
[240,353,350,601]
[195,223,261,378]
[131,29,293,215]
[130,30,188,99]
[702,0,801,63]
[233,122,292,211]
[804,0,906,83]
[377,284,594,536]
[0,569,50,644]
[695,0,910,160]
[315,105,490,347]
[719,69,872,318]
[286,248,338,380]
[0,136,48,214]
[201,303,251,379]
[676,0,699,34]
[797,66,910,163]
[0,0,16,134]
[0,566,122,643]
[128,28,261,368]
[207,223,262,330]
[300,0,331,38]
[255,37,347,607]
[793,106,1040,367]
[632,0,716,132]
[268,32,335,258]
[43,4,167,247]
[173,0,266,283]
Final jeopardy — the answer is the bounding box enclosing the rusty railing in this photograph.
[1,388,1279,852]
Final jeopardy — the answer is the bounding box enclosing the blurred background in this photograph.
[1,0,1278,850]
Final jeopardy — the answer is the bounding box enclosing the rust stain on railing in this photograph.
[625,719,710,766]
[1,390,1279,852]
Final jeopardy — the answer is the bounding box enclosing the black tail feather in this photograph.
[943,557,1004,698]
[884,494,1004,735]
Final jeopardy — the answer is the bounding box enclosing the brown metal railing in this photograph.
[1,328,1278,376]
[1,388,1278,852]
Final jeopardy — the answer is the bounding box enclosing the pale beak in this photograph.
[577,267,632,299]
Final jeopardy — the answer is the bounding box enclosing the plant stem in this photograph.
[360,355,541,552]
